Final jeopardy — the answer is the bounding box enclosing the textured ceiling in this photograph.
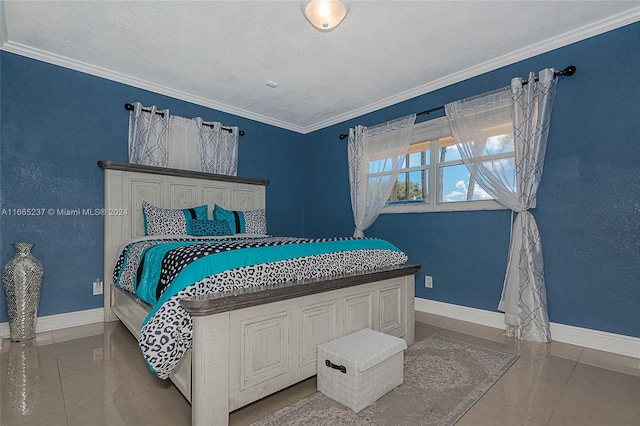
[2,1,639,133]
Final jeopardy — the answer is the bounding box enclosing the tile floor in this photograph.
[1,313,639,426]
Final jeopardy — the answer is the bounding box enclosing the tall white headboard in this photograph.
[98,161,269,321]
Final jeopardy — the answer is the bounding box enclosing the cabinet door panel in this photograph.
[169,183,198,209]
[344,292,373,335]
[378,285,404,337]
[240,314,290,390]
[300,301,338,366]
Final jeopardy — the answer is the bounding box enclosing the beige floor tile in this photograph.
[547,363,640,426]
[1,340,60,383]
[44,419,70,426]
[478,355,574,425]
[230,377,316,425]
[229,407,261,426]
[426,326,515,356]
[52,322,105,344]
[548,340,585,362]
[66,402,127,426]
[496,334,551,357]
[54,335,109,377]
[104,322,147,359]
[579,347,640,377]
[61,358,168,416]
[113,385,191,426]
[35,331,55,346]
[1,318,637,425]
[0,333,55,351]
[0,377,67,426]
[503,351,577,386]
[415,312,505,341]
[55,330,141,378]
[456,400,545,426]
[414,320,442,341]
[493,334,585,362]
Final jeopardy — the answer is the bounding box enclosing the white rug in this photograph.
[252,334,518,426]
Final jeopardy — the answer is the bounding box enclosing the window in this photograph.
[378,115,515,213]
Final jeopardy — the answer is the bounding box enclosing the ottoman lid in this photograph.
[320,328,407,372]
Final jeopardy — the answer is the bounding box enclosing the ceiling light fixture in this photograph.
[301,0,350,32]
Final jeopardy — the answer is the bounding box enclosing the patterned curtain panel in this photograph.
[128,102,170,167]
[195,118,239,176]
[127,103,239,176]
[445,69,558,342]
[348,114,416,237]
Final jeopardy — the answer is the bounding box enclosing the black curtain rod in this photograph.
[124,103,245,136]
[338,65,576,140]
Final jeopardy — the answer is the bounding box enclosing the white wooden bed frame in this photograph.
[99,160,419,425]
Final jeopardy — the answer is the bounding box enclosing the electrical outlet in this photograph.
[93,347,103,362]
[93,278,103,295]
[424,275,433,288]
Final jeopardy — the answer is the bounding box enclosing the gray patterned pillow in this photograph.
[142,201,208,235]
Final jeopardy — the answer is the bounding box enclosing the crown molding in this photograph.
[0,0,8,46]
[300,7,640,134]
[1,7,638,135]
[0,41,306,134]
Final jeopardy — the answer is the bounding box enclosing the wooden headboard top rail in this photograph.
[98,161,269,186]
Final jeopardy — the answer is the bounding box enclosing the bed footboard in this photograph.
[182,264,419,426]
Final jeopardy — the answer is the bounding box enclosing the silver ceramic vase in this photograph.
[2,243,44,341]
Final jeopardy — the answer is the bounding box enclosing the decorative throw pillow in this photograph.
[191,219,232,237]
[213,204,267,235]
[142,201,208,236]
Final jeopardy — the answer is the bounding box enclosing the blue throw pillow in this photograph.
[213,204,266,234]
[142,201,208,235]
[191,219,232,237]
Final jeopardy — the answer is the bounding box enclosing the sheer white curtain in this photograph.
[128,102,238,175]
[196,118,239,176]
[348,114,416,237]
[445,68,557,342]
[128,102,170,167]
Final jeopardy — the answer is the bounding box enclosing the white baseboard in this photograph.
[415,298,640,359]
[0,308,104,340]
[3,302,638,361]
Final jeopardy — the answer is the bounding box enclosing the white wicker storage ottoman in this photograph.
[317,328,407,412]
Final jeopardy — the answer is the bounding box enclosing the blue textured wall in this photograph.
[1,23,638,339]
[304,22,640,338]
[0,52,304,320]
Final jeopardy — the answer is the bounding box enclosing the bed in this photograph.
[99,160,419,425]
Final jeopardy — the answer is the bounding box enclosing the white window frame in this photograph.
[380,116,510,214]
